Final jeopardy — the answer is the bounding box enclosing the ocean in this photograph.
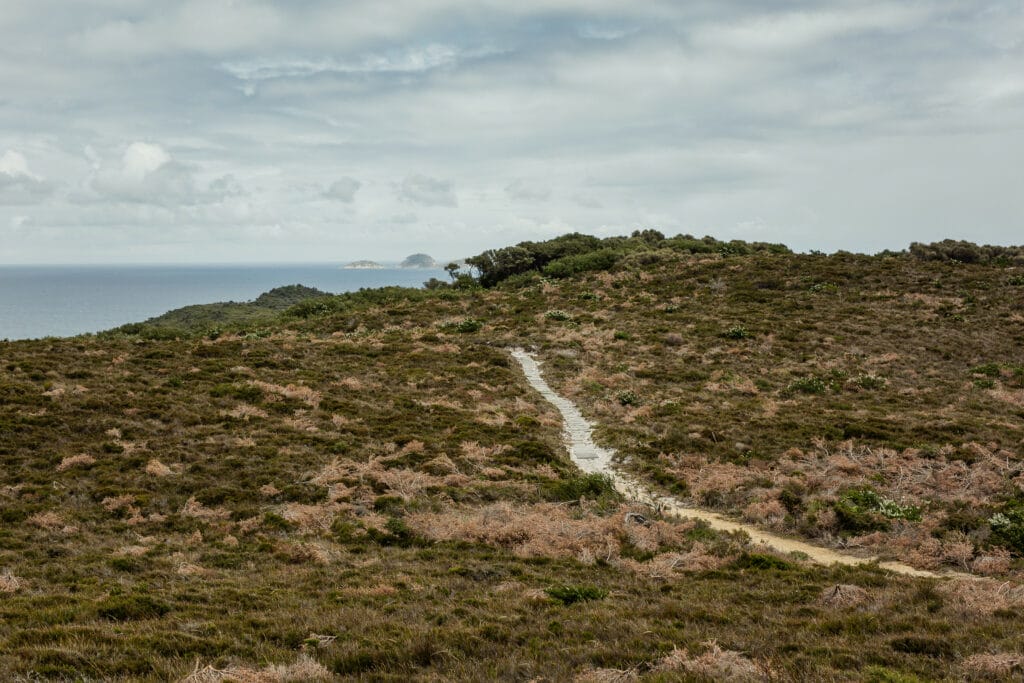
[0,264,447,341]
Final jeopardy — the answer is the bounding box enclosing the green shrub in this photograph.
[833,487,920,535]
[545,585,607,605]
[542,473,618,502]
[209,383,264,403]
[97,595,170,621]
[262,512,294,531]
[888,636,953,658]
[989,501,1024,554]
[971,363,1001,377]
[367,517,423,548]
[721,326,752,340]
[544,310,572,322]
[441,318,483,333]
[616,390,639,406]
[787,376,827,395]
[863,667,927,683]
[808,282,839,293]
[542,249,620,279]
[856,374,887,390]
[372,495,404,513]
[730,552,793,571]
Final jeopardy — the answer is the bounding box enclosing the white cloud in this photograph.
[0,150,42,180]
[692,5,929,53]
[0,150,52,203]
[89,142,239,207]
[578,24,638,41]
[398,174,457,207]
[323,177,361,202]
[222,44,482,81]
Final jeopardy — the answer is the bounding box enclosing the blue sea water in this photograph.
[0,264,447,340]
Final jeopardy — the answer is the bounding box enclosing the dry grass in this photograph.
[652,642,771,681]
[225,404,269,420]
[249,380,322,408]
[938,578,1024,616]
[0,570,21,593]
[181,654,332,682]
[145,458,173,476]
[27,511,64,531]
[56,453,96,471]
[818,584,870,608]
[406,502,713,570]
[180,496,231,521]
[960,653,1024,680]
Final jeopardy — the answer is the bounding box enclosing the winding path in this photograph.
[510,348,944,578]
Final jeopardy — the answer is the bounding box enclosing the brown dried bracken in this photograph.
[818,584,870,608]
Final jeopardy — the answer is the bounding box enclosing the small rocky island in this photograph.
[342,260,384,269]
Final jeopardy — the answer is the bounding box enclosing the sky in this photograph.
[0,1,1021,264]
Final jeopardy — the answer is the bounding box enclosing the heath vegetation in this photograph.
[2,233,1023,680]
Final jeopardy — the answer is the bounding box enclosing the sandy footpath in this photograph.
[510,347,954,578]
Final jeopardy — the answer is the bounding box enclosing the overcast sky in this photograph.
[1,1,1021,263]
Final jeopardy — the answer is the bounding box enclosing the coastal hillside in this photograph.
[2,233,1024,680]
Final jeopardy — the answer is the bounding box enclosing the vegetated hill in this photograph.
[112,284,331,337]
[400,253,438,268]
[2,233,1024,680]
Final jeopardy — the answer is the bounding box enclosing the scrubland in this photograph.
[1,235,1023,680]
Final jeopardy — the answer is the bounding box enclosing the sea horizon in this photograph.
[0,263,448,341]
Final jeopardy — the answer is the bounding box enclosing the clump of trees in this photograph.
[909,239,1024,265]
[461,230,791,287]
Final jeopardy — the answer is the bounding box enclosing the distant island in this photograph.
[343,255,441,269]
[342,260,384,269]
[400,253,438,268]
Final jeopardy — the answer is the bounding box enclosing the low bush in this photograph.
[721,326,752,340]
[545,584,607,605]
[989,501,1024,554]
[787,376,828,395]
[97,595,171,621]
[542,473,618,503]
[730,553,793,571]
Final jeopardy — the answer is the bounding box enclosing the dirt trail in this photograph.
[510,348,946,578]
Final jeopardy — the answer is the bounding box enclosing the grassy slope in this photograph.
[113,284,332,338]
[472,251,1024,572]
[1,249,1023,680]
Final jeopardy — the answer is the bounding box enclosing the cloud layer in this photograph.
[1,1,1022,263]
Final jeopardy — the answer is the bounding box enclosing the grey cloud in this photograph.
[323,177,361,202]
[399,174,457,207]
[505,178,552,202]
[573,193,603,209]
[1,1,1023,263]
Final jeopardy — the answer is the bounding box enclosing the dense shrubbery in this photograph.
[464,230,791,287]
[909,239,1024,265]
